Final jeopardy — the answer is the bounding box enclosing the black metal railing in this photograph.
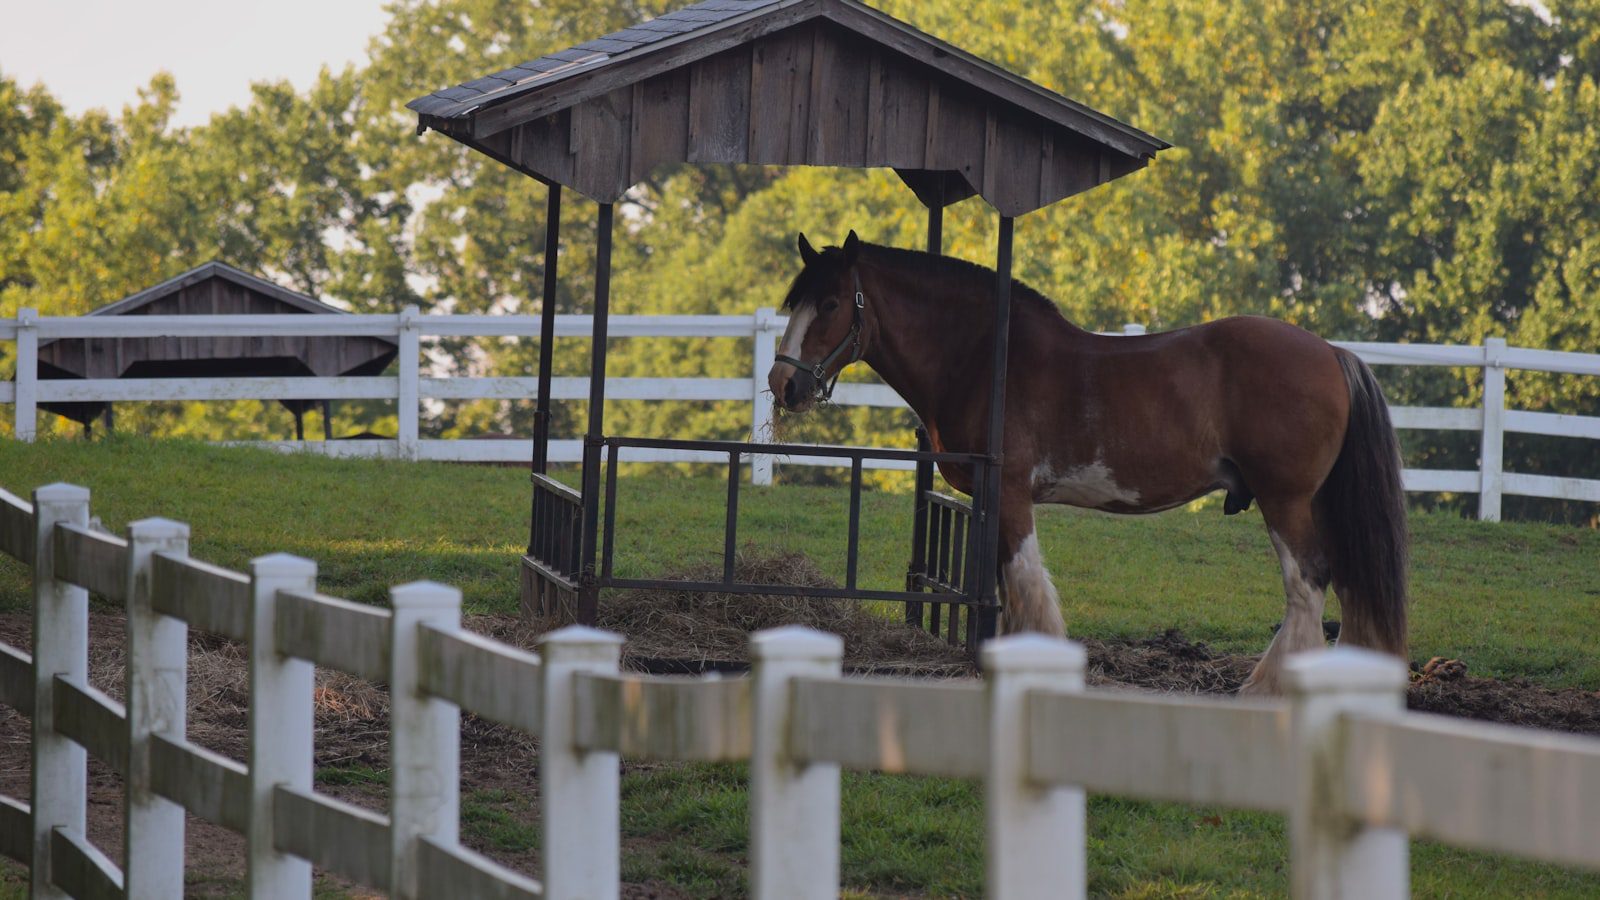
[526,472,582,618]
[906,490,982,646]
[904,425,990,648]
[593,436,990,608]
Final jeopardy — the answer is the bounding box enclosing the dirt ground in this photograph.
[2,566,1597,895]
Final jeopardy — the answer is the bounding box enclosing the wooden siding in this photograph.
[36,276,396,381]
[496,20,1143,215]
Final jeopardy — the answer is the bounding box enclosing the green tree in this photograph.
[4,0,1598,517]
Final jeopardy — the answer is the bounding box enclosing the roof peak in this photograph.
[86,261,350,318]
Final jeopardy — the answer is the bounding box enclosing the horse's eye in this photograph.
[820,298,839,314]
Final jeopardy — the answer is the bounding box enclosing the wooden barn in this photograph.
[33,262,398,438]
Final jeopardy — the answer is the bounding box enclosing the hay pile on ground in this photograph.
[1081,629,1256,694]
[1409,666,1600,734]
[1077,629,1600,737]
[537,548,976,676]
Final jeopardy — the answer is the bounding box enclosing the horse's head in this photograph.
[768,230,865,412]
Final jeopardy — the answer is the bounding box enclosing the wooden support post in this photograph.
[15,308,37,442]
[977,217,1016,640]
[398,305,421,460]
[906,425,932,628]
[1286,648,1409,900]
[247,553,317,897]
[751,307,780,485]
[1479,337,1507,522]
[578,202,615,623]
[123,518,190,899]
[983,634,1086,900]
[906,201,944,630]
[532,183,562,475]
[388,581,462,899]
[750,626,843,900]
[321,400,333,441]
[31,483,90,900]
[540,626,623,899]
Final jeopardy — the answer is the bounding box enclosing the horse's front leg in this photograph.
[996,483,1066,637]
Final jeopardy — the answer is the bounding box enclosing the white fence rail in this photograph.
[5,311,1600,517]
[3,481,1600,898]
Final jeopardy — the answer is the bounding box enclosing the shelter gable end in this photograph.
[452,10,1153,214]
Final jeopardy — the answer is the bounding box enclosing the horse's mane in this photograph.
[781,241,1064,322]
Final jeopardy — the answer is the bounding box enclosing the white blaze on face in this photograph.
[767,304,818,400]
[777,304,817,361]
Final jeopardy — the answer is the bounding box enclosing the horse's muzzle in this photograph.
[769,362,818,412]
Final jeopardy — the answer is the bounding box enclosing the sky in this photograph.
[0,0,393,128]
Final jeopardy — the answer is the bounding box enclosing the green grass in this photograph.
[2,436,1599,897]
[463,788,540,853]
[3,436,1596,685]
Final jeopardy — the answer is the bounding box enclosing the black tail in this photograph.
[1317,351,1409,659]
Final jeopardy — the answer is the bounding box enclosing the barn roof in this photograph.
[409,0,1168,215]
[81,260,353,320]
[33,262,397,427]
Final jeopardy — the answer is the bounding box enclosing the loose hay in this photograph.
[527,547,975,676]
[1081,629,1257,694]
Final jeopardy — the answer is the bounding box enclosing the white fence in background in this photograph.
[4,309,1599,517]
[2,481,1599,898]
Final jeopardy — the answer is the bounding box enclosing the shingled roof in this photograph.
[410,0,1167,215]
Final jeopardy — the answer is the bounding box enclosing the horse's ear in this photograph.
[797,233,819,266]
[843,230,861,264]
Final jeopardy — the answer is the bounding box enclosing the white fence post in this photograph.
[15,308,38,442]
[1286,647,1409,900]
[751,307,780,486]
[399,305,421,460]
[247,553,317,896]
[540,626,623,899]
[123,518,190,898]
[388,581,461,899]
[749,626,843,900]
[30,483,90,900]
[1479,337,1507,522]
[983,635,1087,900]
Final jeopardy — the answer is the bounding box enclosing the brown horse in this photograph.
[767,231,1408,694]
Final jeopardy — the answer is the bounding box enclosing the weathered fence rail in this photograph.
[4,312,1599,517]
[2,481,1600,898]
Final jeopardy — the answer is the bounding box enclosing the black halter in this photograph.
[775,269,866,403]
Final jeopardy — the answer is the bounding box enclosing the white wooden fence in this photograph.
[2,481,1599,898]
[4,310,1599,517]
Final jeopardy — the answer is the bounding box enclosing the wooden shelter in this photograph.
[411,0,1168,644]
[34,262,398,438]
[411,0,1164,214]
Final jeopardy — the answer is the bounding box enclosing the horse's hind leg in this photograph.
[997,495,1066,637]
[1240,496,1330,695]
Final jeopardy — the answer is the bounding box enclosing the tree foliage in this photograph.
[2,0,1598,510]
